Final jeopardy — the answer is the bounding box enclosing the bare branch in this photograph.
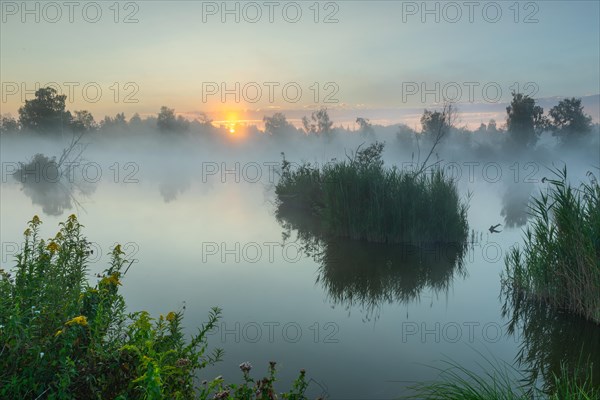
[414,102,456,177]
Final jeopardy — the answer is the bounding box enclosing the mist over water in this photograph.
[1,122,598,397]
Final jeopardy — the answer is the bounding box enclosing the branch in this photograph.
[414,103,455,177]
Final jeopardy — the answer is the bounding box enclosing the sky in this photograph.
[1,0,599,127]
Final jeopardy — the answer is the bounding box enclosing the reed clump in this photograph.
[276,142,469,245]
[503,166,600,324]
[405,356,598,399]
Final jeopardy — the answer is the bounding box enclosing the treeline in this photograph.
[0,87,596,148]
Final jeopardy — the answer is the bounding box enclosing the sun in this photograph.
[215,110,247,140]
[225,111,238,135]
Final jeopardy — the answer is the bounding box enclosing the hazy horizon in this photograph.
[2,1,599,126]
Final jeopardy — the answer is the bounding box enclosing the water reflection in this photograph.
[502,291,600,394]
[500,184,533,228]
[277,210,468,320]
[159,175,192,202]
[12,153,96,216]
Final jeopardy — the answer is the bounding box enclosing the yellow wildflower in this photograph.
[31,215,41,225]
[54,231,63,240]
[55,329,63,337]
[46,242,61,253]
[166,311,176,322]
[113,244,123,255]
[68,214,77,222]
[24,228,32,237]
[100,273,122,286]
[66,316,88,327]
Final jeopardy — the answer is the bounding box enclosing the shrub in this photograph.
[0,216,310,399]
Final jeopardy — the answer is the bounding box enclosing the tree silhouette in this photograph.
[70,110,97,133]
[128,113,142,129]
[18,87,71,134]
[302,108,333,136]
[549,97,592,143]
[356,117,375,139]
[0,115,19,134]
[263,112,293,137]
[506,92,547,147]
[99,113,127,132]
[474,122,487,135]
[487,119,499,134]
[157,106,189,132]
[420,109,450,140]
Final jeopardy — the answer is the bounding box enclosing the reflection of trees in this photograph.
[159,175,191,202]
[13,152,96,216]
[156,161,216,203]
[277,209,468,320]
[501,290,600,394]
[500,184,533,228]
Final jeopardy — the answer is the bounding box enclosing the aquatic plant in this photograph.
[503,167,600,324]
[276,142,469,245]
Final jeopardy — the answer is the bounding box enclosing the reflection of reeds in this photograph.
[501,290,600,396]
[500,166,600,396]
[315,239,467,316]
[503,166,600,324]
[276,207,468,320]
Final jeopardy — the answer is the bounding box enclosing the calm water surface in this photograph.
[1,137,598,398]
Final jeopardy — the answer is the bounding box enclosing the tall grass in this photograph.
[405,356,598,399]
[276,142,469,245]
[503,166,600,324]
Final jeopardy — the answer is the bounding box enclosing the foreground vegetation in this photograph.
[276,142,469,245]
[406,356,598,399]
[503,167,600,324]
[0,216,310,399]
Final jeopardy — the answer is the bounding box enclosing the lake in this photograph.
[1,133,598,398]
